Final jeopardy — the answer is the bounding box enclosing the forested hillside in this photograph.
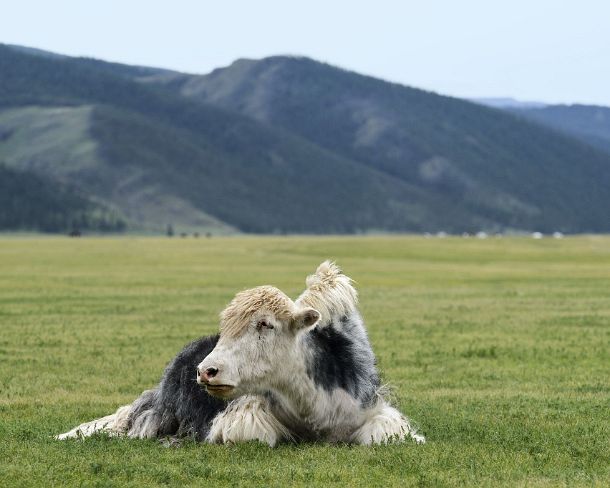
[153,56,610,233]
[0,164,124,232]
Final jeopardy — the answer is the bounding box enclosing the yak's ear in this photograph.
[292,308,321,330]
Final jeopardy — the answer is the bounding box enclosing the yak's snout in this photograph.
[197,356,235,399]
[196,361,236,398]
[197,366,219,384]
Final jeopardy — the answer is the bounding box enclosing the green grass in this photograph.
[1,235,609,487]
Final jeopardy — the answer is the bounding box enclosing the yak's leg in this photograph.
[56,404,132,440]
[206,395,292,447]
[122,388,159,439]
[352,402,425,445]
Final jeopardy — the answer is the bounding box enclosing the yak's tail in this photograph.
[55,404,132,440]
[55,388,163,440]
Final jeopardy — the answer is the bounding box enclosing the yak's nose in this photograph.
[197,366,219,384]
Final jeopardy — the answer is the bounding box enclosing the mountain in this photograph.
[143,56,610,233]
[471,98,610,157]
[470,98,548,109]
[2,45,610,234]
[507,104,610,156]
[1,44,440,233]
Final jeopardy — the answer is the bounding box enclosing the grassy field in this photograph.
[1,235,609,487]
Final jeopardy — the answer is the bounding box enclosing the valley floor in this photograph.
[0,236,608,487]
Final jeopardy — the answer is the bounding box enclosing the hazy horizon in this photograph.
[2,1,610,106]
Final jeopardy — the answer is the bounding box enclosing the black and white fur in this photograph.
[57,262,424,445]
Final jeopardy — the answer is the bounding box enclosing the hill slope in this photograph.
[0,164,125,232]
[0,104,235,233]
[508,104,610,155]
[152,56,610,233]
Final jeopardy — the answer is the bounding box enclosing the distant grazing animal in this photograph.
[57,262,425,446]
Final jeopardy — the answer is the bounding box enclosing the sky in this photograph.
[2,1,609,105]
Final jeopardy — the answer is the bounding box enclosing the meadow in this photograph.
[0,235,608,487]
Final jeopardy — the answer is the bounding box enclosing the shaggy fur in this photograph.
[297,261,358,326]
[57,261,425,446]
[305,313,379,407]
[58,336,227,440]
[126,335,227,439]
[220,286,294,338]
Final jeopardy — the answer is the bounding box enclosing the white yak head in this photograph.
[196,285,320,399]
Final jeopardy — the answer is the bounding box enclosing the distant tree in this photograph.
[166,224,174,237]
[69,218,81,237]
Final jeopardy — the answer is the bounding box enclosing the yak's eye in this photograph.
[256,319,274,331]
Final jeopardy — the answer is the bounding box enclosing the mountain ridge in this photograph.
[507,104,610,156]
[2,44,455,233]
[148,55,610,232]
[1,44,610,234]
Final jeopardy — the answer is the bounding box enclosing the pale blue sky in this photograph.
[2,1,609,105]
